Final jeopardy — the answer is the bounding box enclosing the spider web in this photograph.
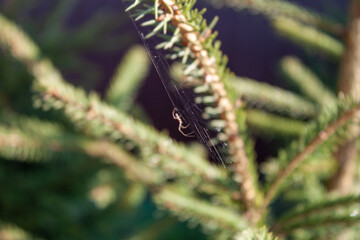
[123,1,228,167]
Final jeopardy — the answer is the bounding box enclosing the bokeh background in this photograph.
[0,0,347,141]
[0,0,350,239]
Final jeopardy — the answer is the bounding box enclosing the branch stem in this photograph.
[159,0,258,207]
[330,0,360,194]
[261,104,360,211]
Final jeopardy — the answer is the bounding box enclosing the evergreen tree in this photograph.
[0,0,359,239]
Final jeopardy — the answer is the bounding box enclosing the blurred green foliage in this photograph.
[1,0,360,240]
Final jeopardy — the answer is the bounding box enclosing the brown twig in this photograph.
[158,0,257,208]
[329,0,360,195]
[261,103,360,212]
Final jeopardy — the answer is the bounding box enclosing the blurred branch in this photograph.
[275,213,360,234]
[0,123,164,185]
[234,227,277,240]
[0,14,40,62]
[0,110,63,137]
[0,125,54,162]
[272,17,344,59]
[83,140,164,185]
[279,56,337,110]
[154,186,248,232]
[227,75,317,118]
[274,195,360,230]
[246,109,307,138]
[261,102,360,212]
[329,0,360,195]
[206,0,344,35]
[105,45,150,111]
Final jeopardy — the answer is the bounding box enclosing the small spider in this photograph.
[172,108,195,137]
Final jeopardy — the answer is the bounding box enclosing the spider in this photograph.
[172,108,195,137]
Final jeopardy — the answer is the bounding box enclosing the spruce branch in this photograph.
[228,76,317,119]
[31,59,223,182]
[279,56,337,110]
[246,109,307,138]
[0,126,54,162]
[127,0,260,207]
[153,186,248,233]
[0,110,63,138]
[276,213,360,234]
[0,13,224,183]
[261,153,336,187]
[272,17,344,59]
[0,123,164,185]
[82,140,164,186]
[105,45,150,111]
[206,0,344,35]
[1,116,243,230]
[261,102,360,212]
[329,0,360,195]
[3,2,359,238]
[0,14,40,62]
[234,227,278,240]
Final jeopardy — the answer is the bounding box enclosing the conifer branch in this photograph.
[261,153,336,186]
[154,187,248,232]
[0,14,40,63]
[246,109,307,138]
[272,17,344,59]
[207,0,344,35]
[276,214,360,234]
[3,2,360,238]
[234,227,277,240]
[0,110,63,138]
[279,56,337,110]
[174,64,317,119]
[330,0,360,195]
[0,13,224,183]
[274,195,360,229]
[0,124,164,185]
[0,126,53,162]
[31,59,223,182]
[128,0,260,207]
[105,45,150,111]
[228,76,317,118]
[160,0,257,207]
[0,117,243,230]
[261,103,360,211]
[82,140,164,185]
